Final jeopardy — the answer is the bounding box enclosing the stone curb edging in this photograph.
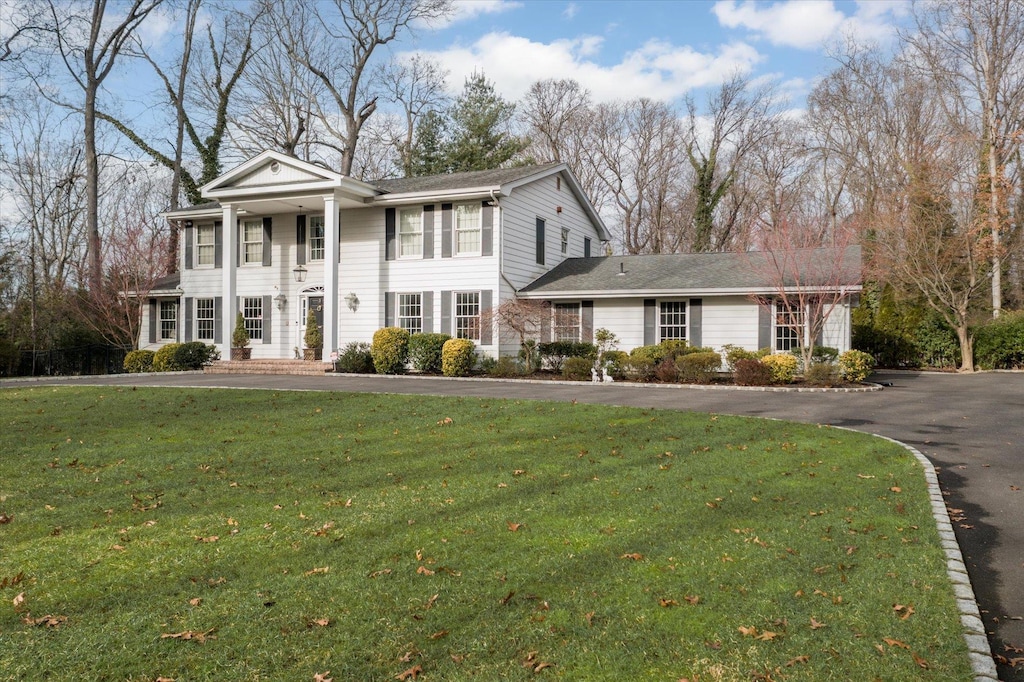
[0,370,206,384]
[865,433,998,681]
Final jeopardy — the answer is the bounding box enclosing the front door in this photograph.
[300,295,324,348]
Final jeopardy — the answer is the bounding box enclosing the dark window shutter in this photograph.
[758,300,772,350]
[385,208,396,261]
[148,299,157,344]
[643,299,656,346]
[175,302,181,342]
[481,202,493,256]
[423,205,434,259]
[184,224,193,270]
[440,290,452,335]
[441,203,453,258]
[262,295,272,343]
[689,298,702,347]
[262,217,272,266]
[296,214,306,265]
[581,300,593,343]
[422,291,433,333]
[214,221,222,268]
[213,297,222,345]
[535,218,545,265]
[385,291,395,327]
[584,237,591,258]
[540,303,551,343]
[184,297,193,341]
[480,289,493,344]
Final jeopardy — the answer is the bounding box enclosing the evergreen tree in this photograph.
[409,110,450,176]
[445,72,525,173]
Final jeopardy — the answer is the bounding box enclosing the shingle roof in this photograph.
[372,162,562,194]
[519,246,862,295]
[150,273,181,292]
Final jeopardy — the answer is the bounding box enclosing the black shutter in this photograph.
[175,301,181,342]
[148,299,157,344]
[184,224,193,270]
[213,297,222,345]
[643,299,656,346]
[213,221,222,268]
[440,290,452,335]
[262,295,272,344]
[385,292,396,327]
[385,208,396,261]
[422,291,433,333]
[758,300,772,350]
[584,237,591,258]
[480,290,492,344]
[536,218,545,265]
[689,298,702,347]
[296,214,306,265]
[184,297,193,341]
[262,217,272,266]
[481,202,493,256]
[423,205,434,259]
[441,204,453,258]
[581,300,593,343]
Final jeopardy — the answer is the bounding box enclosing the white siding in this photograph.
[822,302,852,353]
[234,163,323,188]
[701,296,760,351]
[593,299,645,351]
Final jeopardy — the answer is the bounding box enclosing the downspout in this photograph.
[491,189,517,294]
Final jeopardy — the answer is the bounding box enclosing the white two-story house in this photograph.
[141,150,861,363]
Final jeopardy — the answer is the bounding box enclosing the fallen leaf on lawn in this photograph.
[437,417,453,426]
[368,568,392,578]
[396,664,422,680]
[513,469,527,476]
[893,603,915,620]
[883,637,909,649]
[424,593,439,610]
[450,653,464,663]
[913,652,930,669]
[22,614,67,628]
[160,628,216,643]
[786,655,810,666]
[810,617,826,629]
[521,651,555,673]
[507,522,523,532]
[309,618,330,627]
[13,592,25,610]
[312,672,332,682]
[584,611,595,626]
[889,486,902,493]
[304,566,329,576]
[499,591,515,606]
[416,566,434,576]
[111,544,125,551]
[1011,485,1020,491]
[684,594,700,605]
[0,514,11,524]
[619,553,643,561]
[659,598,679,607]
[273,504,283,510]
[738,625,758,637]
[188,598,202,606]
[195,536,218,543]
[857,474,875,479]
[429,629,449,639]
[756,630,780,641]
[156,677,175,682]
[497,482,508,488]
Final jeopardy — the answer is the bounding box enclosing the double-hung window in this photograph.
[659,301,687,341]
[553,303,580,342]
[160,301,177,341]
[196,225,215,266]
[242,219,263,264]
[454,204,481,255]
[308,215,325,261]
[398,208,422,258]
[398,293,422,335]
[243,297,263,341]
[196,299,215,341]
[775,301,803,352]
[560,228,570,255]
[455,292,480,340]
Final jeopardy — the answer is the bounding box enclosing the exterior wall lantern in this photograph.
[344,292,359,312]
[292,265,307,283]
[273,293,287,310]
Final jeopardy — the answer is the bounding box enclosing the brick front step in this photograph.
[205,360,332,376]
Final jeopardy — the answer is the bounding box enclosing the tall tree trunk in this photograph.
[84,69,101,294]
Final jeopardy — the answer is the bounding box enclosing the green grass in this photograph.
[0,386,969,681]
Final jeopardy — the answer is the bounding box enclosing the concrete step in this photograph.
[205,360,332,376]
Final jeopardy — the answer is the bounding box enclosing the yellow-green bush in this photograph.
[761,353,798,384]
[676,350,722,384]
[123,349,155,373]
[838,349,875,382]
[562,356,593,381]
[152,344,182,372]
[371,327,410,374]
[441,338,475,377]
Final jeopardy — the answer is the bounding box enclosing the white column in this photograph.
[222,203,237,359]
[323,192,340,362]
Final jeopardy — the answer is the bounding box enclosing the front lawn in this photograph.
[0,387,969,680]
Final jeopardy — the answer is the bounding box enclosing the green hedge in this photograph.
[336,342,375,373]
[123,350,155,373]
[172,342,220,369]
[973,312,1024,369]
[562,356,593,381]
[538,341,596,372]
[408,333,451,374]
[152,344,182,372]
[676,350,721,384]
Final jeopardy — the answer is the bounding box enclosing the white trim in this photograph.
[519,286,863,299]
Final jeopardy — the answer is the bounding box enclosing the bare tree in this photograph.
[381,54,448,176]
[483,298,550,372]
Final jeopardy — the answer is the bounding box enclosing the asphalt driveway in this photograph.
[4,369,1022,679]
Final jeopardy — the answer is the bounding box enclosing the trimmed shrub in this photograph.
[152,343,183,372]
[562,356,593,381]
[804,361,839,387]
[488,356,523,378]
[408,333,451,373]
[722,344,757,371]
[629,344,667,367]
[232,312,250,349]
[304,309,323,350]
[336,342,374,373]
[761,353,798,384]
[172,341,219,370]
[371,327,410,374]
[677,350,722,384]
[973,311,1024,369]
[538,341,596,372]
[734,358,772,386]
[602,350,628,380]
[658,339,690,360]
[626,357,657,382]
[838,349,875,383]
[123,349,155,373]
[441,338,475,377]
[655,357,679,382]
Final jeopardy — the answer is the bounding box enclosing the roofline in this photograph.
[200,150,380,201]
[504,164,612,243]
[370,188,503,205]
[518,285,863,299]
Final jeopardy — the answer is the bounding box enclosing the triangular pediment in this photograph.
[201,151,350,198]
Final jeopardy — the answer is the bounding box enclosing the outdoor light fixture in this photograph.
[344,292,359,312]
[274,293,287,310]
[292,265,307,283]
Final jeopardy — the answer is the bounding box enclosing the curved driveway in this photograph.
[5,369,1022,680]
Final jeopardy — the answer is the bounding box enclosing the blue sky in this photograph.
[399,0,912,109]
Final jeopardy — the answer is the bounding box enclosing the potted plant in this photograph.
[231,311,251,360]
[303,308,323,361]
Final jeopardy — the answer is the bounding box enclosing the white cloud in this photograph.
[405,32,763,104]
[563,3,579,20]
[425,0,522,29]
[712,0,903,50]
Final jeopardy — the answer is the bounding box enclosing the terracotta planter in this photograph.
[303,348,323,362]
[231,347,251,361]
